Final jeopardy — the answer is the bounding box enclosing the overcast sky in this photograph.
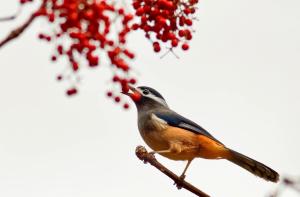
[1,0,300,197]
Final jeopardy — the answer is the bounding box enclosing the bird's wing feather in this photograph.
[153,110,223,145]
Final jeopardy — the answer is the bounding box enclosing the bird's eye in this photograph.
[143,89,150,95]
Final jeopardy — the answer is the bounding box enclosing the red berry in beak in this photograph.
[130,91,141,102]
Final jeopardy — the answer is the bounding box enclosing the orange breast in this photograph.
[140,126,229,161]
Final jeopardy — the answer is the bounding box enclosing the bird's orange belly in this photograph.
[139,126,228,161]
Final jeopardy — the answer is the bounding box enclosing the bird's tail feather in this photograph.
[226,149,279,183]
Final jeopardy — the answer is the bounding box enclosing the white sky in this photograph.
[1,0,300,197]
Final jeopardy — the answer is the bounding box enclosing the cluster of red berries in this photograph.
[106,90,129,109]
[22,0,136,105]
[15,0,199,109]
[132,0,198,53]
[104,74,137,109]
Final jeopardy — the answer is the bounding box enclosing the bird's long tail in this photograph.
[226,149,279,182]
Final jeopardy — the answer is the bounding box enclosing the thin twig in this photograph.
[0,0,47,48]
[0,15,18,22]
[160,48,180,59]
[0,6,22,22]
[283,177,300,192]
[135,146,210,197]
[0,13,36,48]
[269,177,300,197]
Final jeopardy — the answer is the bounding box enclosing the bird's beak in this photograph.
[122,85,141,102]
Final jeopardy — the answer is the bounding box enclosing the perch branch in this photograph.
[135,146,210,197]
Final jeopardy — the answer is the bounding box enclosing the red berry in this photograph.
[132,24,139,30]
[38,34,44,39]
[182,43,189,50]
[122,84,130,93]
[171,39,178,47]
[114,96,121,103]
[136,7,144,16]
[129,78,136,84]
[51,56,57,61]
[48,13,55,22]
[185,19,193,26]
[45,36,51,42]
[66,88,77,96]
[56,75,63,81]
[184,8,192,15]
[153,42,161,52]
[107,91,113,97]
[178,30,185,37]
[130,92,141,102]
[132,1,141,9]
[123,103,130,109]
[124,49,135,59]
[57,45,63,54]
[84,9,94,20]
[118,8,125,15]
[113,75,120,82]
[72,62,79,71]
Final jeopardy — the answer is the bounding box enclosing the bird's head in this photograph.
[123,85,168,109]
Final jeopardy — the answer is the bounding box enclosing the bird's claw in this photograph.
[179,174,186,180]
[174,174,186,190]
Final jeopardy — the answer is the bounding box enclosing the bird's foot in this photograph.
[174,174,186,190]
[179,174,186,181]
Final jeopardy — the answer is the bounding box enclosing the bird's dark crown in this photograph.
[137,86,165,100]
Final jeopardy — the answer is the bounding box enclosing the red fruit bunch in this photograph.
[131,0,198,53]
[105,75,137,110]
[22,0,136,108]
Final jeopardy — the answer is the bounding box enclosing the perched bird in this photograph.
[123,85,279,182]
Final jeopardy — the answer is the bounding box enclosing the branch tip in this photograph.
[135,145,210,197]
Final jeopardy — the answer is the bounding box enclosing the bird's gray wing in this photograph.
[153,110,223,145]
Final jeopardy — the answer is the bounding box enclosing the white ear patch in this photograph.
[149,95,168,107]
[151,114,168,131]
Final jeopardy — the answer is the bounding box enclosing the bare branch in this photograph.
[0,13,36,48]
[0,15,18,22]
[135,146,210,197]
[0,7,22,22]
[269,177,300,197]
[283,177,300,192]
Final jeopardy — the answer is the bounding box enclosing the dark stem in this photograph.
[0,15,18,21]
[0,12,37,48]
[0,6,22,22]
[135,146,210,197]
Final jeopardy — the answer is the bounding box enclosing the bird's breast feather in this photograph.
[150,113,169,131]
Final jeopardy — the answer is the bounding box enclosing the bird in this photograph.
[123,85,279,183]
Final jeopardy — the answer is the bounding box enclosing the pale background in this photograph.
[0,0,300,197]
